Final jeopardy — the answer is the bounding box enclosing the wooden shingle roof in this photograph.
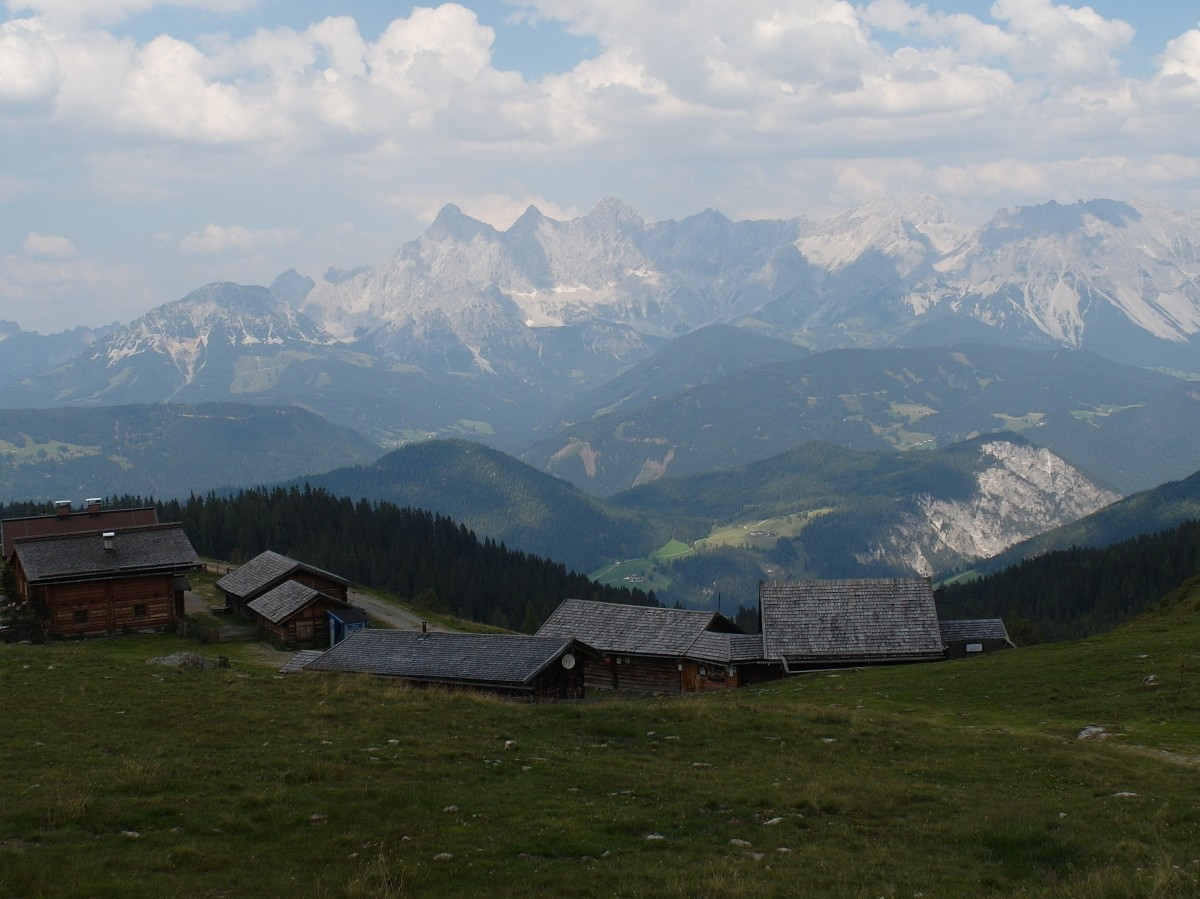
[247,581,347,625]
[760,578,944,666]
[685,631,766,665]
[216,550,348,601]
[939,618,1013,644]
[13,524,200,584]
[536,598,738,658]
[304,630,583,688]
[2,506,158,559]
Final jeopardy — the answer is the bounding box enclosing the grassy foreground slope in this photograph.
[2,583,1199,898]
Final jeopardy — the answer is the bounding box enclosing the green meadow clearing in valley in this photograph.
[2,581,1198,898]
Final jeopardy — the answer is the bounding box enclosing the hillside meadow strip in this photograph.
[1,585,1198,898]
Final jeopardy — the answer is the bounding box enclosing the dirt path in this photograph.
[349,590,449,632]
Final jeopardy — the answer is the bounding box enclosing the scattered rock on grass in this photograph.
[1076,725,1109,741]
[146,652,217,669]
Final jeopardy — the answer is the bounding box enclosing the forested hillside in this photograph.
[0,491,656,632]
[158,487,657,630]
[938,518,1200,641]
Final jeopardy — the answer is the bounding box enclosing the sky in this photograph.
[1,0,1198,333]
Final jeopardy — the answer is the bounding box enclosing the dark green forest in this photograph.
[1,491,657,632]
[938,518,1200,641]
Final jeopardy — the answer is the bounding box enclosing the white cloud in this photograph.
[0,18,61,110]
[22,231,76,256]
[178,223,299,254]
[0,250,144,332]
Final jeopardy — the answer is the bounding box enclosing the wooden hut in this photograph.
[759,578,945,672]
[536,598,772,694]
[8,524,201,638]
[216,550,349,617]
[246,580,360,648]
[302,630,595,700]
[939,618,1015,658]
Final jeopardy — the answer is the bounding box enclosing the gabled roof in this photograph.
[216,550,349,601]
[536,598,739,658]
[760,578,944,665]
[247,580,348,625]
[2,507,158,559]
[13,524,200,584]
[939,618,1013,644]
[304,630,584,689]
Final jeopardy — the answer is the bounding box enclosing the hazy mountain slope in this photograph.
[6,195,1198,458]
[1025,380,1200,493]
[547,324,810,428]
[521,344,1181,496]
[291,432,1116,609]
[967,467,1200,577]
[0,321,114,380]
[1,283,537,448]
[293,439,665,573]
[0,403,378,502]
[612,435,1117,581]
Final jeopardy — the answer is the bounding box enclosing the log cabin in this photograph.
[536,598,776,694]
[8,523,201,638]
[216,550,350,616]
[247,580,361,648]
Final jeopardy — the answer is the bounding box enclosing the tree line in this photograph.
[158,486,658,631]
[938,518,1200,642]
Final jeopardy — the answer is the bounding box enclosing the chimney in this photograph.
[85,497,102,515]
[54,500,71,518]
[102,531,115,551]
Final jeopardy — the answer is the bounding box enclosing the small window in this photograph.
[133,603,148,619]
[74,609,89,624]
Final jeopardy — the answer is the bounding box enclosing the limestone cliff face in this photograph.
[859,441,1120,576]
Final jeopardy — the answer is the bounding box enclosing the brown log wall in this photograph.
[681,661,739,692]
[587,655,684,695]
[41,574,178,638]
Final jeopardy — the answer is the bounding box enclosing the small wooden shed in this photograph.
[302,630,595,700]
[246,580,360,648]
[939,618,1015,658]
[216,550,350,617]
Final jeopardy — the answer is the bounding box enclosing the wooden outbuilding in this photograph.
[302,630,595,700]
[8,523,201,638]
[939,618,1015,658]
[216,550,350,617]
[759,578,945,672]
[536,598,772,694]
[246,580,361,648]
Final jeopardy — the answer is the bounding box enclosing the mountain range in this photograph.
[2,194,1199,605]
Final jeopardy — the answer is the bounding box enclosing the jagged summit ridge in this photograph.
[101,283,337,384]
[292,195,1200,373]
